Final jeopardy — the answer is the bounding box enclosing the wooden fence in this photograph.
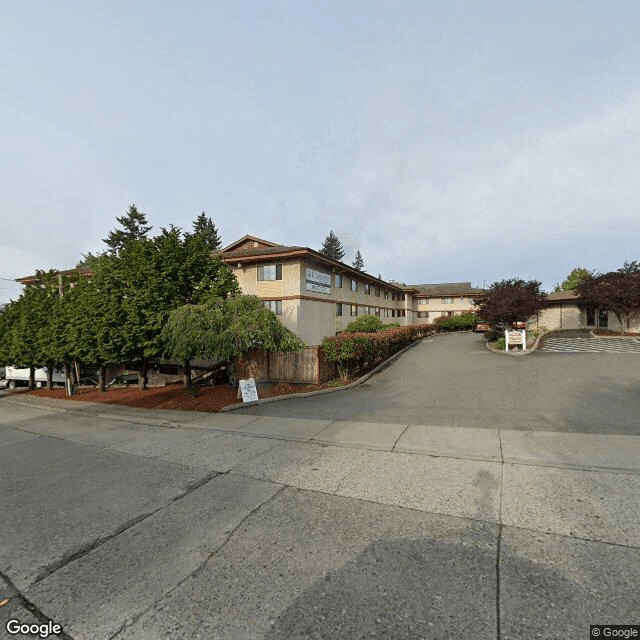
[234,346,336,384]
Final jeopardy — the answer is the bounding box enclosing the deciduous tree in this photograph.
[473,279,547,330]
[576,261,640,334]
[554,267,593,292]
[161,295,304,389]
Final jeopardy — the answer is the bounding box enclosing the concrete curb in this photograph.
[484,330,545,356]
[221,334,436,412]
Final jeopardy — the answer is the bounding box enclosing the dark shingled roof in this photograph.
[218,245,305,259]
[409,282,485,296]
[546,290,579,302]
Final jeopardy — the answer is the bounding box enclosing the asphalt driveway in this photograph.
[237,332,640,435]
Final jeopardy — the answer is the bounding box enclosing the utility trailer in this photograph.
[1,366,66,389]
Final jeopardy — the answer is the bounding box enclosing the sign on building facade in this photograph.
[305,268,331,295]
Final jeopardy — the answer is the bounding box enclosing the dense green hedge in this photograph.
[432,312,479,332]
[322,323,435,380]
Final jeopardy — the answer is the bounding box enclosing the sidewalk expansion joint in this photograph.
[108,483,287,640]
[29,472,219,588]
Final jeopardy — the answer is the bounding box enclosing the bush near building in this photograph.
[323,323,435,381]
[432,312,480,332]
[345,314,385,333]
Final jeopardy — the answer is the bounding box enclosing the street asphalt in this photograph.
[236,332,640,435]
[0,335,639,639]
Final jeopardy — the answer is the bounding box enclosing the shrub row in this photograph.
[322,323,436,381]
[432,312,479,332]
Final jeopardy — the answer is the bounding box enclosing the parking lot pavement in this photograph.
[1,393,638,639]
[233,332,640,435]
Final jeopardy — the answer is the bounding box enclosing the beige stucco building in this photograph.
[528,290,640,332]
[219,236,484,345]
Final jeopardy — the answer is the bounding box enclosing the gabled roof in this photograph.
[219,235,281,253]
[546,289,579,302]
[219,236,404,291]
[409,282,485,297]
[16,267,91,286]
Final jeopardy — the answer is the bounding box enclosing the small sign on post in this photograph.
[505,329,526,352]
[239,377,259,403]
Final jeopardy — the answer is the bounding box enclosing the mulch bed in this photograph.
[24,379,342,412]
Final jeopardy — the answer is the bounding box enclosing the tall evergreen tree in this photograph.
[319,230,345,261]
[188,212,222,252]
[103,204,152,255]
[352,250,364,270]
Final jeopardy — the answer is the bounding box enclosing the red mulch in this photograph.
[25,379,338,412]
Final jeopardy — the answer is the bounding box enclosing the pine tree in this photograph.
[319,230,345,261]
[103,204,152,255]
[188,212,222,252]
[352,250,364,270]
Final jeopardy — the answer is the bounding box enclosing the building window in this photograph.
[336,303,343,316]
[351,279,358,292]
[392,293,396,301]
[443,297,454,304]
[418,298,428,305]
[417,311,429,319]
[586,307,596,326]
[263,300,282,315]
[401,294,406,301]
[401,310,406,317]
[364,284,370,295]
[392,309,396,317]
[375,307,380,316]
[375,287,380,297]
[384,291,388,299]
[257,264,282,281]
[335,274,342,288]
[384,309,388,317]
[365,306,370,314]
[350,305,358,316]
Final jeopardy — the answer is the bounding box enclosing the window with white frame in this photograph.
[263,300,282,315]
[443,297,454,304]
[350,305,358,316]
[351,279,358,292]
[364,284,370,295]
[257,264,282,281]
[336,303,343,316]
[335,274,343,288]
[417,311,429,318]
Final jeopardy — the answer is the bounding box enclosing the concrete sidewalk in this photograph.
[2,394,639,639]
[4,394,640,547]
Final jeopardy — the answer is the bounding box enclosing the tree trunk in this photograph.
[64,362,71,395]
[46,365,54,390]
[183,359,192,391]
[28,365,35,390]
[71,362,78,386]
[138,357,149,391]
[98,366,106,392]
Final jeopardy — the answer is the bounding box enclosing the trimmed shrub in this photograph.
[433,312,480,332]
[323,323,435,381]
[345,314,385,333]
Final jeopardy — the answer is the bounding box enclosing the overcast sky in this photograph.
[2,1,640,304]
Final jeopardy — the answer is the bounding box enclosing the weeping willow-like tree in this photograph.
[161,294,304,389]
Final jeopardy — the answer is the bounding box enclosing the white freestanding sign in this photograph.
[505,329,526,352]
[239,377,259,403]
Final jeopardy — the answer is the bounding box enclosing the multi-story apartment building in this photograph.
[218,236,414,346]
[406,282,485,325]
